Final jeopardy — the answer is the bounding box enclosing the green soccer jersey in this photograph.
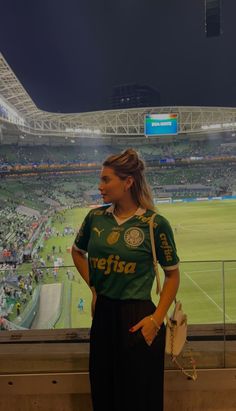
[73,205,179,300]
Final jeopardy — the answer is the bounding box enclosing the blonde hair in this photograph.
[103,148,155,210]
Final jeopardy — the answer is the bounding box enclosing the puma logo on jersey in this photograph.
[93,227,104,237]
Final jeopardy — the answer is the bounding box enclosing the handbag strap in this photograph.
[149,212,162,295]
[149,213,197,381]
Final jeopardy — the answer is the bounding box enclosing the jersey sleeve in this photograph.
[73,211,92,253]
[154,215,179,270]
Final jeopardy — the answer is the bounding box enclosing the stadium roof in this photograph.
[1,52,236,138]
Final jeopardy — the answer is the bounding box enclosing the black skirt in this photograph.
[89,294,166,411]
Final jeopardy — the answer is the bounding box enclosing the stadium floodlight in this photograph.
[201,124,221,130]
[222,122,236,128]
[202,122,236,130]
[65,127,101,134]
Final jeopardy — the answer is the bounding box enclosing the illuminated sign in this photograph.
[145,113,178,136]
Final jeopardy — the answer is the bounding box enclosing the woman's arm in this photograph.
[152,266,180,326]
[71,246,90,287]
[71,247,97,315]
[130,267,180,343]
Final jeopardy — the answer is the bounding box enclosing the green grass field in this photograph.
[22,200,236,327]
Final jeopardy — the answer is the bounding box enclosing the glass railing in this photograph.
[0,260,236,329]
[0,260,235,369]
[180,260,236,325]
[0,260,235,329]
[175,260,236,370]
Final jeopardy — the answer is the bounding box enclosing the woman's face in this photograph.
[99,166,131,204]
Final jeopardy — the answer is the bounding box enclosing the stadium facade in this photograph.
[1,52,236,143]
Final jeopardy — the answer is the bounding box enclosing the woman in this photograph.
[72,149,180,411]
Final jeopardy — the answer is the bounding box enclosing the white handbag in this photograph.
[149,213,197,380]
[165,300,187,356]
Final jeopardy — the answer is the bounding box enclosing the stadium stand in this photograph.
[0,137,235,276]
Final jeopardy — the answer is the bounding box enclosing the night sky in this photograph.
[1,0,236,113]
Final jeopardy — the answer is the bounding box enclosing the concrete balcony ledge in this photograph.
[0,369,235,411]
[0,330,235,410]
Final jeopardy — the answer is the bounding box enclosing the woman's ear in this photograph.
[125,175,134,191]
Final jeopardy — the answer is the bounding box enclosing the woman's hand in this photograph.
[129,315,160,346]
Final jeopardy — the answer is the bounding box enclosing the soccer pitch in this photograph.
[38,200,236,327]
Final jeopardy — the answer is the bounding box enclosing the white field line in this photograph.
[184,271,233,321]
[178,223,236,233]
[182,267,236,274]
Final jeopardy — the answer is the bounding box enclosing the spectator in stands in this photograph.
[16,302,21,316]
[34,271,39,284]
[0,316,9,330]
[28,284,33,296]
[66,269,74,281]
[72,148,180,411]
[53,269,58,281]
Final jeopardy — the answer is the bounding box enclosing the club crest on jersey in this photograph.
[107,230,120,245]
[124,227,145,248]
